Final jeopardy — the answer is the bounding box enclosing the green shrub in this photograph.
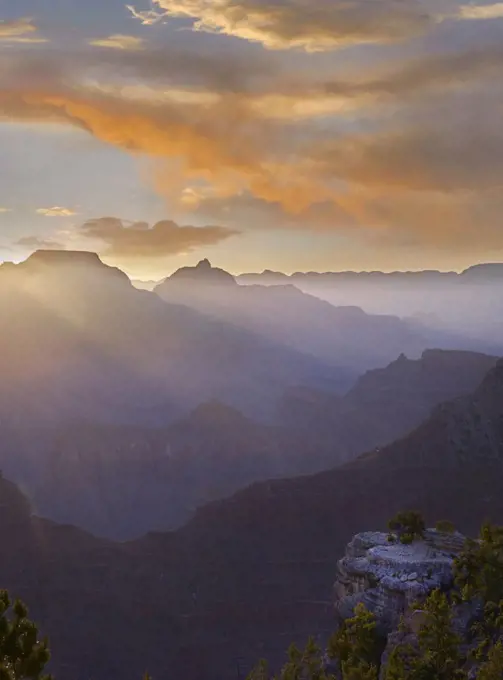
[399,533,414,545]
[436,520,456,534]
[388,511,425,541]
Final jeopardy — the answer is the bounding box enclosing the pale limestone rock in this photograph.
[333,529,467,631]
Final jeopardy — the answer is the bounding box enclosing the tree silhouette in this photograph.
[0,590,51,680]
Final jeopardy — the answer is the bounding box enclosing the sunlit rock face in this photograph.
[334,529,466,631]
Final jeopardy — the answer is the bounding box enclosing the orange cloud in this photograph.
[80,216,239,258]
[0,84,336,213]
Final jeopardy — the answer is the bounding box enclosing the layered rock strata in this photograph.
[334,529,466,630]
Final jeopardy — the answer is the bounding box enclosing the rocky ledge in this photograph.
[334,528,466,631]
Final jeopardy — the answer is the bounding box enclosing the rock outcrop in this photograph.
[334,529,466,631]
[167,259,237,286]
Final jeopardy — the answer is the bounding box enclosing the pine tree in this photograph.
[0,591,52,680]
[453,523,503,605]
[415,590,465,680]
[383,590,466,680]
[246,638,336,680]
[328,603,383,680]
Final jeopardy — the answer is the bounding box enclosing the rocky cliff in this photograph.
[334,528,466,631]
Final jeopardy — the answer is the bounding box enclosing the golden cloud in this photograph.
[128,0,503,52]
[128,0,439,51]
[36,207,79,217]
[89,35,145,50]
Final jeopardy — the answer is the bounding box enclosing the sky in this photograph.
[1,0,503,278]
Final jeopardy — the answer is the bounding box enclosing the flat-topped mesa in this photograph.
[334,528,467,631]
[1,250,131,288]
[26,249,102,267]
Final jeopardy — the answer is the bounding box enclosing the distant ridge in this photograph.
[156,259,436,372]
[237,262,503,284]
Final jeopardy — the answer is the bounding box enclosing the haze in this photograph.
[2,3,503,680]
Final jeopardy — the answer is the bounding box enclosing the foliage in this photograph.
[383,590,466,680]
[453,522,503,605]
[382,643,417,680]
[415,589,465,679]
[388,511,425,543]
[0,591,52,680]
[327,603,384,680]
[471,601,503,662]
[247,638,336,680]
[436,520,456,534]
[477,640,503,680]
[399,533,414,545]
[248,604,382,680]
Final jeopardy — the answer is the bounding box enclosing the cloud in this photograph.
[79,216,239,257]
[35,206,78,217]
[16,236,65,250]
[331,187,503,251]
[0,85,324,212]
[126,4,169,25]
[89,34,145,50]
[0,17,47,44]
[126,0,441,51]
[458,2,503,19]
[315,120,503,192]
[128,1,503,52]
[2,14,503,258]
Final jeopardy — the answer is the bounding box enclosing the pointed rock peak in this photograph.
[168,259,236,286]
[196,258,212,269]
